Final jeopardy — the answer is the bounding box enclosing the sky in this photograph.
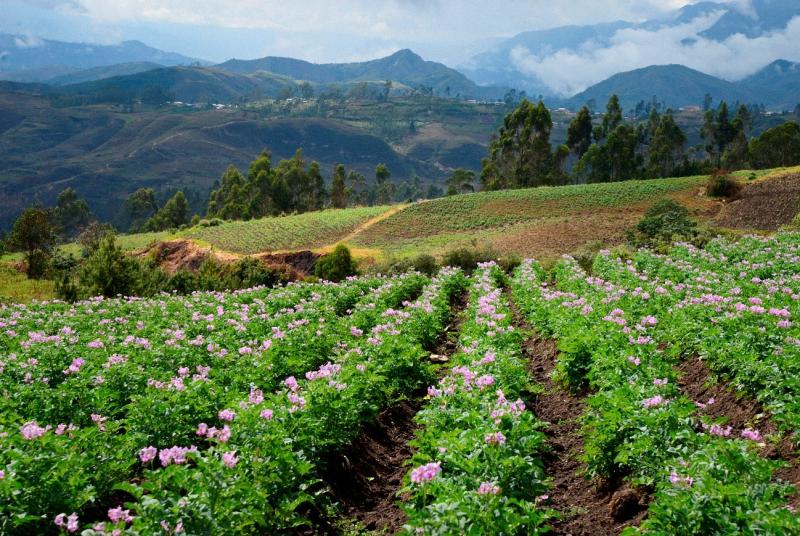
[3,0,697,65]
[2,0,799,95]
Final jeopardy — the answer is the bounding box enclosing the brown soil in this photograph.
[321,290,467,534]
[677,357,800,495]
[144,239,210,274]
[508,299,648,535]
[715,173,800,230]
[323,401,419,533]
[142,239,316,277]
[256,250,319,275]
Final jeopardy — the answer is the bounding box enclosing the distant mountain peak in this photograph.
[387,49,423,61]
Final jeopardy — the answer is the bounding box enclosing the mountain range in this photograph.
[461,0,800,98]
[567,61,800,111]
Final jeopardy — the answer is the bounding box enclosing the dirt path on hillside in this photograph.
[336,204,409,247]
[677,356,800,505]
[321,290,467,534]
[507,296,648,535]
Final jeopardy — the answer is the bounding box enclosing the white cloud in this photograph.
[30,0,691,42]
[13,34,44,47]
[511,12,800,96]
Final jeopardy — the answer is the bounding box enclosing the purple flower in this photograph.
[54,513,79,533]
[485,432,506,446]
[196,423,208,436]
[741,428,763,442]
[260,409,274,420]
[20,421,49,440]
[218,409,236,422]
[476,375,495,389]
[64,358,85,375]
[642,395,666,408]
[477,481,500,495]
[284,376,299,392]
[249,388,264,405]
[222,451,238,468]
[139,446,157,463]
[410,461,441,484]
[108,506,134,524]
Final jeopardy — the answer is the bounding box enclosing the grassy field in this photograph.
[3,167,799,303]
[185,206,392,254]
[351,175,719,259]
[0,265,55,304]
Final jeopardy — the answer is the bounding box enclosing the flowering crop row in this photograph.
[401,263,550,535]
[511,235,799,535]
[120,266,464,534]
[0,271,436,534]
[594,234,800,432]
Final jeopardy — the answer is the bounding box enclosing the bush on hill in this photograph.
[706,170,742,199]
[314,244,358,282]
[628,199,698,249]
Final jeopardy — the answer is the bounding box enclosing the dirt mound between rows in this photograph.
[715,174,800,230]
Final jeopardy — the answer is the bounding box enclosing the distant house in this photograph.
[680,105,702,112]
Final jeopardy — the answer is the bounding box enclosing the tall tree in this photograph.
[702,101,736,167]
[330,164,349,209]
[347,171,368,206]
[207,166,248,220]
[52,188,93,239]
[305,161,326,211]
[480,99,557,190]
[246,150,273,218]
[646,112,687,178]
[123,188,158,232]
[446,169,476,195]
[567,106,593,158]
[599,94,623,140]
[146,191,189,231]
[6,207,56,279]
[749,122,800,169]
[374,163,395,205]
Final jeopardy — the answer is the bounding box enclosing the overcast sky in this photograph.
[4,0,799,95]
[4,0,696,65]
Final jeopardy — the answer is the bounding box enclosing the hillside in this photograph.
[0,91,504,229]
[218,49,501,99]
[52,49,505,104]
[742,60,800,111]
[0,33,201,81]
[170,169,799,262]
[463,0,800,97]
[568,64,756,110]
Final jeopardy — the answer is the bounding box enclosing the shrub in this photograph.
[571,240,605,274]
[705,170,742,199]
[77,234,139,297]
[412,254,438,276]
[314,244,358,282]
[442,247,497,274]
[627,200,697,249]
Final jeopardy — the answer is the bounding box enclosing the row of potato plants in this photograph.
[597,233,800,433]
[0,271,437,534]
[510,241,798,535]
[401,262,551,535]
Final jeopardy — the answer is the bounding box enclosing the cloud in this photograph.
[13,33,44,47]
[510,12,800,96]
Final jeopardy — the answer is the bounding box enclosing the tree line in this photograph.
[470,95,800,192]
